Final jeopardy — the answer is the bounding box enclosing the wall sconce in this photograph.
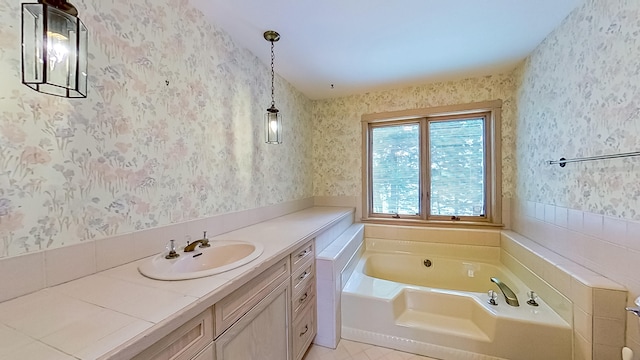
[264,30,282,144]
[22,0,88,98]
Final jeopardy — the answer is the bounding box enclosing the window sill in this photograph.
[361,217,504,229]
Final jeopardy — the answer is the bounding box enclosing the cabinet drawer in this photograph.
[292,299,316,360]
[132,309,213,360]
[291,259,314,295]
[214,257,290,338]
[292,278,315,318]
[291,240,314,273]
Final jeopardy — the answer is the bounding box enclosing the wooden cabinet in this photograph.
[135,239,318,360]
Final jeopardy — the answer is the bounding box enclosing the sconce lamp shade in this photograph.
[22,1,88,98]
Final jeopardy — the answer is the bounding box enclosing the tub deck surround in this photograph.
[0,207,354,360]
[315,223,365,348]
[342,239,572,360]
[500,231,628,360]
[364,223,502,247]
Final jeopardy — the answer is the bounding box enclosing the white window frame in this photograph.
[361,100,503,226]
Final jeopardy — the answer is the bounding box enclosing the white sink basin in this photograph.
[138,240,264,280]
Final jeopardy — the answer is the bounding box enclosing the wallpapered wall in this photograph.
[0,0,313,258]
[514,0,640,220]
[312,74,517,201]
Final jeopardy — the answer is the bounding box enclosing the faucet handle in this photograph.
[165,240,180,259]
[527,291,539,306]
[488,290,498,305]
[200,231,210,247]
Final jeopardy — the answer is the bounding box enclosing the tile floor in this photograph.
[302,340,438,360]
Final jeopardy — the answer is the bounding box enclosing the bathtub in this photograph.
[341,240,572,360]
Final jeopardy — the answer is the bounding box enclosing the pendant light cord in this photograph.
[270,40,275,108]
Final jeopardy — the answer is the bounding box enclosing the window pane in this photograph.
[371,124,420,215]
[429,118,485,216]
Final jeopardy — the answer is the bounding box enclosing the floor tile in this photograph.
[303,340,438,360]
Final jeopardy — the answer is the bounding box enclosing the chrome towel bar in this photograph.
[547,151,640,167]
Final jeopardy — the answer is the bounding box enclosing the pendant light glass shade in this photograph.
[22,1,88,98]
[264,30,282,144]
[265,105,282,144]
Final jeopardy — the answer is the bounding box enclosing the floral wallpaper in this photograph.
[312,74,517,201]
[0,0,313,258]
[514,0,640,220]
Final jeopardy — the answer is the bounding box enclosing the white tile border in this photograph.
[0,252,45,303]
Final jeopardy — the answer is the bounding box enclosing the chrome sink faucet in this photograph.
[184,231,210,252]
[491,277,520,307]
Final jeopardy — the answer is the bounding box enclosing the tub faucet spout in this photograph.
[490,277,519,307]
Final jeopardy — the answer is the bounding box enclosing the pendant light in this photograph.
[264,30,282,144]
[22,0,88,98]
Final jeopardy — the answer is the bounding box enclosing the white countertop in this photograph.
[0,207,353,360]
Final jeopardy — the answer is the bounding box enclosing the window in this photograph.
[370,123,420,215]
[362,101,502,224]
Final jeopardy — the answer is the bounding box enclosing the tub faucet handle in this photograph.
[488,290,498,306]
[527,291,539,307]
[626,307,640,317]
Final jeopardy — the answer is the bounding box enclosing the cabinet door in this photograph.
[215,280,290,360]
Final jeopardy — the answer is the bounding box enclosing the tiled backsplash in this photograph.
[513,198,639,358]
[0,197,314,303]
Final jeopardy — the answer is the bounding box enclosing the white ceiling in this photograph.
[189,0,584,100]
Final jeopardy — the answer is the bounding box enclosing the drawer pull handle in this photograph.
[298,271,310,281]
[297,249,310,258]
[299,325,308,337]
[298,292,308,303]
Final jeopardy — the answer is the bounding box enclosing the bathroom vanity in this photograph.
[133,240,316,360]
[0,207,351,360]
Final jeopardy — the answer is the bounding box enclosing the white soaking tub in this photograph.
[341,241,572,360]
